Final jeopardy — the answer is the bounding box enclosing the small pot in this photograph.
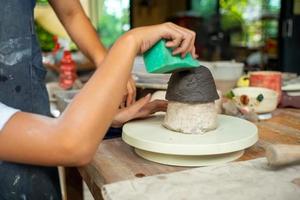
[231,87,278,114]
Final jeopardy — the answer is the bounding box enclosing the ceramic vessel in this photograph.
[164,67,219,134]
[201,61,244,94]
[231,87,278,113]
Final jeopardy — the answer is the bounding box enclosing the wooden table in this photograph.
[67,109,300,200]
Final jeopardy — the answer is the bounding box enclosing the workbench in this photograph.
[66,108,300,200]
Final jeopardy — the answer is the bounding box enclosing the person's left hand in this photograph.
[112,94,167,128]
[125,76,136,107]
[120,76,137,108]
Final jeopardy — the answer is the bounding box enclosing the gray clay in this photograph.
[166,66,219,103]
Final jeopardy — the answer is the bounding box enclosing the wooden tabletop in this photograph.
[77,108,300,200]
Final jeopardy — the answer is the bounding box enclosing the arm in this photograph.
[49,0,138,105]
[0,23,196,166]
[0,33,136,167]
[48,0,106,66]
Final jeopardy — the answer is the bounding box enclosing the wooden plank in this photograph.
[80,109,300,199]
[271,109,300,130]
[84,139,187,184]
[101,158,300,200]
[78,165,103,200]
[237,109,300,162]
[80,138,188,199]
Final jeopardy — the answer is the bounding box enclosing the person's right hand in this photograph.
[127,22,198,58]
[111,94,167,128]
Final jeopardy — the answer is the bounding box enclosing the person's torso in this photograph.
[0,1,61,199]
[0,0,50,115]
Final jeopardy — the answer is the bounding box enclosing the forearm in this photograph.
[49,0,107,66]
[59,33,138,154]
[0,22,196,166]
[0,34,138,166]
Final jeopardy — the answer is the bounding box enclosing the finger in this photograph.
[113,94,153,126]
[130,77,137,104]
[189,33,197,58]
[165,36,183,50]
[150,100,168,113]
[135,100,168,118]
[170,24,196,57]
[191,47,198,59]
[120,101,126,109]
[126,77,137,107]
[172,34,192,58]
[120,94,127,108]
[126,82,133,107]
[170,27,194,57]
[164,25,184,50]
[129,94,151,114]
[165,28,191,57]
[174,25,196,45]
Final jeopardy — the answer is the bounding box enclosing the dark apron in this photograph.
[0,0,61,199]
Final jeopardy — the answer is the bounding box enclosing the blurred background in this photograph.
[35,0,300,74]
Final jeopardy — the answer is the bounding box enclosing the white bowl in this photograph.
[201,61,244,80]
[201,61,244,94]
[231,87,278,113]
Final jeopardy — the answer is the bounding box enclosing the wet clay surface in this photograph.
[166,66,219,103]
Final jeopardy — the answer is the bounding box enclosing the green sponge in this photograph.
[143,40,200,74]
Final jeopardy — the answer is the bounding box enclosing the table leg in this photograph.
[65,167,83,200]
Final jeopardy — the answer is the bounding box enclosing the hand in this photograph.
[128,22,198,58]
[120,76,137,108]
[112,94,167,128]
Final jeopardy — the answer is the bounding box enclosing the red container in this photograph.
[59,51,77,90]
[249,71,282,102]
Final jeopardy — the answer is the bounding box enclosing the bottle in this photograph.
[59,50,77,90]
[52,35,61,55]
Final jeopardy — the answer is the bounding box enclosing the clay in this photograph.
[166,66,219,103]
[163,101,218,134]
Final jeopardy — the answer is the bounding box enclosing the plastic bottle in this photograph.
[59,50,77,90]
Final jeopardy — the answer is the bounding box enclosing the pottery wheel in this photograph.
[122,115,258,167]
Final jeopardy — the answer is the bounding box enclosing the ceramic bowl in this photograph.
[201,61,244,94]
[231,87,278,113]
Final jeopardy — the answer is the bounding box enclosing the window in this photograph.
[220,0,280,48]
[35,0,131,50]
[97,0,131,47]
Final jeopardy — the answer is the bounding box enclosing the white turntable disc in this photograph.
[122,115,258,167]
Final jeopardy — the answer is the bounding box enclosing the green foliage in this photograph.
[225,90,235,99]
[98,1,130,47]
[262,20,278,39]
[191,0,218,19]
[36,0,48,4]
[35,0,130,48]
[220,0,280,47]
[220,0,246,30]
[220,0,248,43]
[35,22,55,52]
[98,13,128,47]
